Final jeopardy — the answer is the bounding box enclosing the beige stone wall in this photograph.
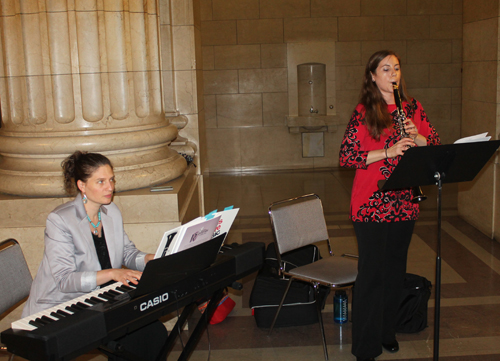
[201,0,463,173]
[460,0,499,238]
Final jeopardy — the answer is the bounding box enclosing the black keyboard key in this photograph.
[108,289,121,296]
[65,306,78,313]
[34,317,50,325]
[98,293,114,301]
[41,315,55,323]
[29,320,45,328]
[90,296,105,303]
[50,312,65,319]
[71,303,85,310]
[76,302,90,309]
[84,298,98,305]
[57,309,72,317]
[118,285,134,291]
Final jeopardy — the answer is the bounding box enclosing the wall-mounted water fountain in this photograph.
[286,42,337,157]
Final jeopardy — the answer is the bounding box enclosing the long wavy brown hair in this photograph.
[360,50,410,140]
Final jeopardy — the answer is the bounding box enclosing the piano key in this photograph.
[41,316,56,323]
[29,320,45,328]
[90,296,106,303]
[50,312,65,320]
[76,302,90,309]
[11,282,127,331]
[56,309,71,317]
[34,318,50,325]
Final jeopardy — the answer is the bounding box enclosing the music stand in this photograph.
[379,140,500,361]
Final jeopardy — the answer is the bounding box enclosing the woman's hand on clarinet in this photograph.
[386,137,415,158]
[404,119,419,140]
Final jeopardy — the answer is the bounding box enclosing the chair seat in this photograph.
[287,256,357,287]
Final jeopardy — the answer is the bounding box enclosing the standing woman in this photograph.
[23,151,167,360]
[339,50,440,361]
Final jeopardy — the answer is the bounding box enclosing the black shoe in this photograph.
[382,339,399,352]
[356,358,375,361]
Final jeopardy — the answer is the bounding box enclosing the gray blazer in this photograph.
[22,194,146,317]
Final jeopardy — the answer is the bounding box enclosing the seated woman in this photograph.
[23,151,167,360]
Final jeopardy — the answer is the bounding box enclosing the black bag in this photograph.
[395,273,432,333]
[249,243,330,328]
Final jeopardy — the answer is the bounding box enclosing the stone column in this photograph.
[0,0,187,197]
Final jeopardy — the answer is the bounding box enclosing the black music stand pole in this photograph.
[379,140,500,361]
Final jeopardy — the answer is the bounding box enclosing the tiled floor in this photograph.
[4,169,500,360]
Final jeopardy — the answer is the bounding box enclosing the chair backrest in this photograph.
[0,239,33,315]
[268,194,330,255]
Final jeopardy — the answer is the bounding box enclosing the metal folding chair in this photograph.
[268,194,357,361]
[0,239,33,361]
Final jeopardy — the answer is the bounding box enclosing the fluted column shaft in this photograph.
[0,0,186,196]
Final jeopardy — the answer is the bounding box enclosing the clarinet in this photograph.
[392,82,427,203]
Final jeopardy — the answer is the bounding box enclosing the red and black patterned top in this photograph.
[339,99,440,223]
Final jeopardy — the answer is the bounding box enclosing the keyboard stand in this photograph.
[97,287,225,361]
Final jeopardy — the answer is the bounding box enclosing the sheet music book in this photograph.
[454,132,491,144]
[154,215,221,258]
[154,205,239,259]
[154,226,182,259]
[207,207,239,240]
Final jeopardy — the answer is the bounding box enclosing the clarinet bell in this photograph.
[412,186,427,203]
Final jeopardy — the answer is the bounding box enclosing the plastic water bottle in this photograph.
[334,290,348,324]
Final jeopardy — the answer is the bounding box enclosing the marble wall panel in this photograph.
[430,15,463,39]
[259,0,311,19]
[239,126,314,171]
[237,19,284,44]
[311,130,344,168]
[200,0,213,21]
[171,0,194,25]
[451,88,462,105]
[201,20,237,45]
[335,89,360,124]
[175,70,198,114]
[173,25,196,70]
[216,93,263,127]
[310,0,361,17]
[260,44,287,68]
[407,40,453,63]
[203,70,239,94]
[206,128,242,171]
[458,161,495,237]
[263,92,288,126]
[463,19,498,62]
[407,0,454,14]
[452,39,462,63]
[461,99,497,137]
[384,16,430,40]
[336,42,362,66]
[429,63,462,88]
[212,0,259,20]
[338,17,384,41]
[403,64,430,88]
[202,46,215,70]
[239,68,287,93]
[410,87,453,106]
[284,17,338,43]
[360,0,406,16]
[463,0,498,23]
[204,95,217,128]
[462,61,497,103]
[336,65,365,92]
[213,45,261,69]
[158,0,171,25]
[360,41,407,64]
